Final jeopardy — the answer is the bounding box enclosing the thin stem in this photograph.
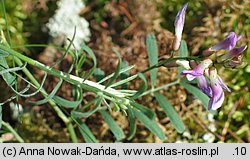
[12,54,78,142]
[140,56,200,74]
[139,80,180,97]
[1,0,12,46]
[2,121,24,143]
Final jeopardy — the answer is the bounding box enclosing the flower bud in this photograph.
[210,32,241,51]
[173,3,188,51]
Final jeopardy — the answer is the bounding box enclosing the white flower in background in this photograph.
[203,133,215,143]
[182,130,192,139]
[46,0,90,49]
[207,113,217,132]
[10,102,23,120]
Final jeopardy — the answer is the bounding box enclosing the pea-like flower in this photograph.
[203,32,241,56]
[208,69,224,110]
[173,3,188,51]
[197,75,212,97]
[208,69,231,110]
[211,32,241,51]
[181,59,212,81]
[217,45,247,62]
[218,76,231,93]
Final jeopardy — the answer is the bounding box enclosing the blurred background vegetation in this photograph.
[0,0,249,143]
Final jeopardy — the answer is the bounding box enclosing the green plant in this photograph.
[0,1,248,143]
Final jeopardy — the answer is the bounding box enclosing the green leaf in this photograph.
[127,106,136,140]
[180,80,209,110]
[120,61,130,89]
[0,49,9,57]
[132,73,147,99]
[146,34,158,87]
[50,27,76,69]
[0,62,26,75]
[133,108,166,141]
[53,96,82,108]
[76,54,86,71]
[105,48,121,88]
[179,40,188,57]
[99,110,125,141]
[178,40,189,78]
[154,93,185,133]
[71,95,103,118]
[0,57,15,86]
[0,84,29,106]
[29,78,63,105]
[81,44,97,81]
[10,73,47,98]
[110,74,137,88]
[93,68,105,82]
[102,98,112,113]
[98,65,135,84]
[131,102,156,120]
[72,117,96,143]
[77,98,99,111]
[72,85,83,103]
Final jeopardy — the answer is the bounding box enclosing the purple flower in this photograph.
[208,69,230,110]
[173,3,188,51]
[217,76,231,92]
[197,75,212,97]
[217,45,247,62]
[181,59,212,81]
[210,32,241,51]
[208,69,225,110]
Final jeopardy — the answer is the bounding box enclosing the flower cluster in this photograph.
[173,3,247,110]
[46,0,91,50]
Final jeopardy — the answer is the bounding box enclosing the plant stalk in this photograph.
[0,45,126,98]
[2,121,24,143]
[139,80,180,97]
[0,45,78,143]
